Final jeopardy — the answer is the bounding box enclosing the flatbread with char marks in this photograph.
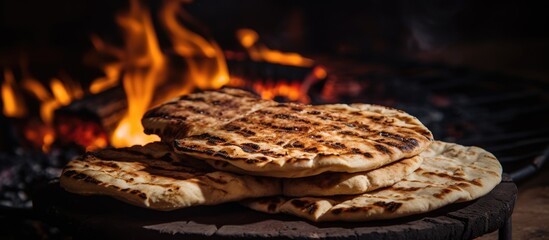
[242,141,502,221]
[142,88,275,143]
[60,142,425,204]
[206,155,423,197]
[172,100,433,177]
[59,142,281,210]
[282,155,423,197]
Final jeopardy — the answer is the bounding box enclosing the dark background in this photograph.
[1,1,549,239]
[1,0,549,82]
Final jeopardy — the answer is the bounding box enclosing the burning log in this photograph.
[53,86,127,150]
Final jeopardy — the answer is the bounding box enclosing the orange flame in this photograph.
[232,28,320,103]
[0,65,86,151]
[50,78,72,105]
[253,81,302,101]
[21,78,50,102]
[89,64,121,94]
[102,0,230,147]
[243,66,327,103]
[159,0,229,91]
[19,75,58,151]
[108,0,163,147]
[2,0,320,151]
[236,29,314,67]
[88,34,124,94]
[2,69,27,118]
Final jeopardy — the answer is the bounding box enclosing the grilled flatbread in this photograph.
[149,88,433,178]
[206,155,423,196]
[60,142,423,208]
[282,155,423,197]
[142,88,275,142]
[59,142,281,210]
[242,141,502,222]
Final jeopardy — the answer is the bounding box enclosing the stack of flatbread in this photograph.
[60,88,502,222]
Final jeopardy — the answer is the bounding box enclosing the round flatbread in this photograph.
[158,88,433,178]
[60,141,422,209]
[59,142,281,211]
[282,155,423,197]
[207,155,423,197]
[242,141,502,222]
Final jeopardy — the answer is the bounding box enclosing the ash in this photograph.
[0,148,80,209]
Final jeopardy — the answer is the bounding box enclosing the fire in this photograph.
[20,119,55,152]
[0,66,86,151]
[25,77,83,125]
[230,28,324,102]
[89,63,121,94]
[24,77,61,124]
[1,69,27,118]
[98,0,229,147]
[21,78,50,102]
[56,117,108,151]
[50,78,72,105]
[107,0,164,147]
[253,81,302,101]
[236,29,314,67]
[159,0,229,91]
[1,0,323,152]
[88,34,124,94]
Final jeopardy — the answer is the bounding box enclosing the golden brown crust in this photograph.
[282,155,423,197]
[242,141,503,222]
[142,88,275,142]
[59,142,282,210]
[203,156,422,196]
[149,89,433,178]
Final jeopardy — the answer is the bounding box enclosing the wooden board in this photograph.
[33,176,516,240]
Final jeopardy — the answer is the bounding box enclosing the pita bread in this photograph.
[242,141,502,221]
[206,155,423,196]
[59,142,281,211]
[60,142,421,208]
[157,89,432,178]
[142,88,275,143]
[282,155,423,197]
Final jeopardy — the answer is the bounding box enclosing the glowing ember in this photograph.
[21,119,55,152]
[56,117,108,151]
[312,66,328,79]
